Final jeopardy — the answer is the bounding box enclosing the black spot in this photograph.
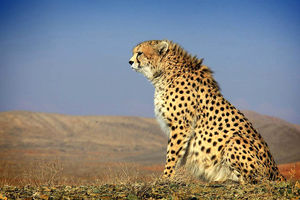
[172,134,177,139]
[206,148,211,154]
[218,145,223,151]
[236,140,241,144]
[177,139,182,144]
[176,147,182,155]
[201,146,205,152]
[270,172,276,180]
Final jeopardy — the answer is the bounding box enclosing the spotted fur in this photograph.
[129,40,285,183]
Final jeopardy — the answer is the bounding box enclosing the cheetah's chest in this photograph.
[154,90,170,137]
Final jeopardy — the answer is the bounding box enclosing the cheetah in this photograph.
[129,40,284,183]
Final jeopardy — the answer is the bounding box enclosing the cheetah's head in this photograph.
[129,40,169,81]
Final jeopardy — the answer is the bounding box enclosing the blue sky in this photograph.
[0,0,299,124]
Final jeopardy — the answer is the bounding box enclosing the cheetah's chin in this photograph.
[131,64,140,71]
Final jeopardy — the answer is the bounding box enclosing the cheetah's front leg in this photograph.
[163,122,192,178]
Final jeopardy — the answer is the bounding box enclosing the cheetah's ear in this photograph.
[156,41,169,55]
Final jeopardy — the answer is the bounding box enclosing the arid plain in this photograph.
[0,110,299,186]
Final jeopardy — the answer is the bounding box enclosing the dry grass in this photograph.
[0,159,161,187]
[1,159,299,186]
[0,160,300,199]
[0,178,299,199]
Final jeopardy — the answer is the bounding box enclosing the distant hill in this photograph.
[0,111,166,165]
[0,110,299,166]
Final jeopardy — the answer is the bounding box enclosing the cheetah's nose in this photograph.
[129,61,134,65]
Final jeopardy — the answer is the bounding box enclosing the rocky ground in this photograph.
[1,180,299,200]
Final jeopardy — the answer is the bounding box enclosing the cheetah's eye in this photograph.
[137,52,143,56]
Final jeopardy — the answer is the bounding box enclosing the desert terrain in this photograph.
[0,110,300,199]
[0,110,299,186]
